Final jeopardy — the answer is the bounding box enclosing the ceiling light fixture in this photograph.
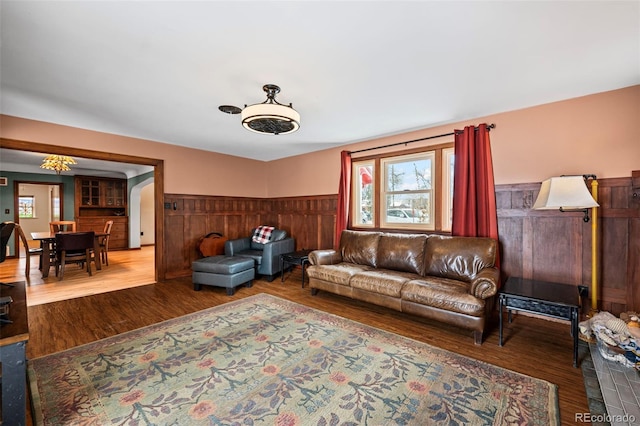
[219,84,300,135]
[40,154,77,174]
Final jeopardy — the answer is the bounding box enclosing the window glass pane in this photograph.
[385,158,431,191]
[352,162,375,226]
[443,148,455,231]
[384,195,430,224]
[382,152,434,229]
[19,196,35,218]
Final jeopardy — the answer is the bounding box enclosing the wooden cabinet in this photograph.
[80,178,100,207]
[75,176,128,250]
[76,217,128,250]
[77,177,126,209]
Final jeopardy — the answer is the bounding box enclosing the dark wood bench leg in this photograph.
[474,330,483,345]
[226,287,235,296]
[311,288,319,296]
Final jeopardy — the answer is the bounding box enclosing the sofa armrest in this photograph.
[224,238,251,256]
[309,249,343,265]
[262,238,296,259]
[470,267,500,299]
[260,238,296,275]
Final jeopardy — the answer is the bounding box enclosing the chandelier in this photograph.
[219,84,300,135]
[40,155,77,174]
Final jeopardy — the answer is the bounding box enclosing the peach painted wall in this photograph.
[2,85,638,198]
[267,85,640,197]
[0,115,268,197]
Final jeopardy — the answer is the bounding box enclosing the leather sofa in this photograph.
[225,227,295,281]
[307,230,500,344]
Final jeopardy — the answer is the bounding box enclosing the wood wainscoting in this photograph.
[164,173,639,313]
[497,175,640,315]
[163,194,337,279]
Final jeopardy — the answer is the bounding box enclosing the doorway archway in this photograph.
[0,138,165,280]
[129,177,154,249]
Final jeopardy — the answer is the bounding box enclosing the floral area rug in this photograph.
[28,293,559,425]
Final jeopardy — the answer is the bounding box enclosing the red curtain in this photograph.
[452,124,500,267]
[335,150,352,249]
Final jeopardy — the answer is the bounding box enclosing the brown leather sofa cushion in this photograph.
[424,235,497,283]
[306,263,373,286]
[376,233,428,275]
[350,269,419,297]
[339,230,380,267]
[402,278,486,316]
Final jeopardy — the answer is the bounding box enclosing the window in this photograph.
[353,162,375,226]
[442,147,454,231]
[382,152,434,228]
[351,144,454,232]
[19,196,36,218]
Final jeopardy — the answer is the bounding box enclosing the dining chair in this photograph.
[54,231,95,280]
[15,223,44,280]
[98,220,113,266]
[50,220,77,233]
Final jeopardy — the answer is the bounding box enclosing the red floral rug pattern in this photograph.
[28,294,558,425]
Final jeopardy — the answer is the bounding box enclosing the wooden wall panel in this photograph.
[163,176,638,315]
[497,174,639,315]
[164,214,187,279]
[531,217,583,283]
[163,194,337,279]
[187,214,208,264]
[629,218,640,310]
[497,217,523,281]
[601,218,629,291]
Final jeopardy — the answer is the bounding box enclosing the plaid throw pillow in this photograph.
[252,226,275,244]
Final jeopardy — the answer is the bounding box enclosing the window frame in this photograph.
[350,142,454,233]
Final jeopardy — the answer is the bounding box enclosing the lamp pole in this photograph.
[590,178,599,315]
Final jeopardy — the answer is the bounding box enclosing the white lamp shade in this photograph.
[532,176,599,210]
[241,103,300,135]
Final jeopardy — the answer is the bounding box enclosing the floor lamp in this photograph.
[532,175,599,315]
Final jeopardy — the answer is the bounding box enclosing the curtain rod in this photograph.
[349,123,495,155]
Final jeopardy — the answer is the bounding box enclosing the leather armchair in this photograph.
[224,227,295,281]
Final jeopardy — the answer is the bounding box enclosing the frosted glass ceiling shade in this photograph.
[533,176,599,210]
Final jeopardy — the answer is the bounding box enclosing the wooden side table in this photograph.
[499,277,581,367]
[0,281,29,425]
[280,250,313,288]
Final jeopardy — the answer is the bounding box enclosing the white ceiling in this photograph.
[1,1,638,162]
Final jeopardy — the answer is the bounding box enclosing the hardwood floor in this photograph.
[2,255,590,425]
[1,246,156,306]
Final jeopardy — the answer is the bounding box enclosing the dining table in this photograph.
[30,231,107,278]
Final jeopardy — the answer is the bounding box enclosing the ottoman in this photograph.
[192,256,255,295]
